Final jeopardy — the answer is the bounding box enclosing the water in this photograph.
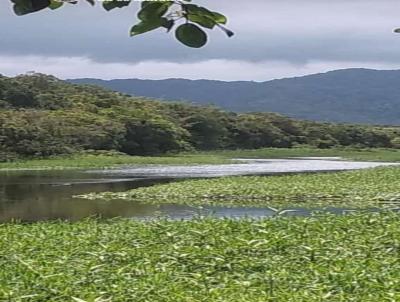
[97,158,397,178]
[0,158,397,222]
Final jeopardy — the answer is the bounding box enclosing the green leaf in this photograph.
[138,2,172,21]
[48,0,63,10]
[175,23,207,48]
[12,0,51,15]
[210,12,227,25]
[187,14,215,29]
[102,0,130,11]
[162,19,175,32]
[183,4,211,16]
[141,1,152,9]
[182,4,227,24]
[141,0,176,8]
[130,18,168,36]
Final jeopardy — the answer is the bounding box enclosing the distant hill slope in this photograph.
[69,68,400,125]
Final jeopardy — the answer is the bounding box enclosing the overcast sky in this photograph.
[1,0,400,81]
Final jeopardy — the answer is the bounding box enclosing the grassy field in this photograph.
[80,166,400,209]
[0,154,232,170]
[0,148,399,170]
[1,212,400,301]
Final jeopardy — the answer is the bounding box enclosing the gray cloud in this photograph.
[1,0,400,79]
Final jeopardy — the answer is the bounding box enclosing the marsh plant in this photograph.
[81,166,400,209]
[2,213,400,301]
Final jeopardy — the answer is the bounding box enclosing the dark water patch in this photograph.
[0,170,176,222]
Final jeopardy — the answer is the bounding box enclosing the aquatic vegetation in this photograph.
[1,147,399,171]
[202,147,400,162]
[1,212,400,301]
[80,166,400,208]
[0,154,232,170]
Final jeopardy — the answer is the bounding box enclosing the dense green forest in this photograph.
[0,73,399,161]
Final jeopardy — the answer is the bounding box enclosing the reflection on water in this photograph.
[0,170,175,222]
[0,158,398,222]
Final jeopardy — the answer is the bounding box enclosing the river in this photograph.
[0,158,397,222]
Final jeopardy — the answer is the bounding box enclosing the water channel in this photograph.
[0,158,397,222]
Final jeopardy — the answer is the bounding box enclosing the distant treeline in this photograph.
[0,73,399,161]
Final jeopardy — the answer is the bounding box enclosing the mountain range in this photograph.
[69,68,400,125]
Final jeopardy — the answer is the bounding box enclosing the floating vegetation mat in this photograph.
[79,167,400,208]
[2,212,400,301]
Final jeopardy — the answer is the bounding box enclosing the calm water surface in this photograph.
[0,158,397,222]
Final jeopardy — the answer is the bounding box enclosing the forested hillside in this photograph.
[70,68,400,125]
[1,73,399,161]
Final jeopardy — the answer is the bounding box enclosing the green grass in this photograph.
[1,148,399,170]
[203,147,400,162]
[3,149,400,301]
[0,154,232,170]
[2,213,400,301]
[80,166,400,208]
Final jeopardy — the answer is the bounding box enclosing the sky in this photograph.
[1,0,400,81]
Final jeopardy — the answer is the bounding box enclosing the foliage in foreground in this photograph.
[9,0,232,48]
[81,166,400,208]
[2,213,400,301]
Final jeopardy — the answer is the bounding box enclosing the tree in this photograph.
[9,0,233,48]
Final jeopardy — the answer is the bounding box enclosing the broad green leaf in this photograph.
[187,14,215,29]
[183,4,227,25]
[141,0,167,8]
[12,0,51,15]
[182,4,227,28]
[130,18,168,36]
[48,0,63,10]
[162,19,175,32]
[175,23,207,48]
[138,2,172,21]
[103,0,130,11]
[183,4,212,17]
[211,12,227,25]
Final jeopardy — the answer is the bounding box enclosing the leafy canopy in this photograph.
[9,0,233,48]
